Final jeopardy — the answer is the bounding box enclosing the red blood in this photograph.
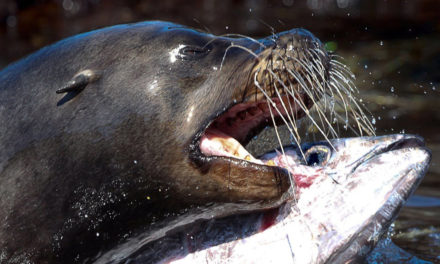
[259,208,279,232]
[292,173,319,188]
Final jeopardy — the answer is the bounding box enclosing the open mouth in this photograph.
[196,92,310,174]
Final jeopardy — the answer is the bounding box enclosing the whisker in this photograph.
[266,99,295,192]
[266,68,336,150]
[254,72,306,158]
[214,34,266,48]
[220,43,260,70]
[251,40,375,166]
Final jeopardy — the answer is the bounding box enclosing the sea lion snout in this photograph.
[190,27,333,209]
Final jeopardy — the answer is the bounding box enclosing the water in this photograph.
[340,34,440,263]
[0,0,439,262]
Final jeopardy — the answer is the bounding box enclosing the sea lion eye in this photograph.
[304,145,331,166]
[179,45,210,59]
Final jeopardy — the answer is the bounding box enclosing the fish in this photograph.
[94,134,430,263]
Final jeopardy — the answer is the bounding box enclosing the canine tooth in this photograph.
[244,155,251,161]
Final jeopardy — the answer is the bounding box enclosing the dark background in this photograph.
[1,0,439,68]
[1,0,439,262]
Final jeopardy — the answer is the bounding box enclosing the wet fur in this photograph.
[0,21,372,263]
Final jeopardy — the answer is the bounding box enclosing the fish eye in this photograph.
[304,145,331,166]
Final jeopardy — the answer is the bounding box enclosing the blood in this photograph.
[290,168,322,189]
[259,207,280,232]
[292,174,316,188]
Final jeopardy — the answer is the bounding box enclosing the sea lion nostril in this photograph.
[304,145,331,166]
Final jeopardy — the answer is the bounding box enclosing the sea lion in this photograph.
[0,21,334,263]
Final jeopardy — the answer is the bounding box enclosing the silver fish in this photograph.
[96,134,430,263]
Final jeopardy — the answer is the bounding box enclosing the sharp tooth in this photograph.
[245,155,251,161]
[266,160,275,166]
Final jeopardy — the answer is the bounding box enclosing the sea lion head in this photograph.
[151,24,331,205]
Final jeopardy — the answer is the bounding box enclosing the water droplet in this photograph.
[225,26,229,30]
[63,0,74,10]
[364,64,368,69]
[371,118,376,125]
[6,16,17,28]
[96,232,100,237]
[390,86,394,93]
[379,40,384,46]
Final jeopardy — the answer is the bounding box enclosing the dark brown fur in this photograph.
[0,21,326,263]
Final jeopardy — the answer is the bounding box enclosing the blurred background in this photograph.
[1,0,439,262]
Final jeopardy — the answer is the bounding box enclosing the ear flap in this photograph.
[56,70,100,94]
